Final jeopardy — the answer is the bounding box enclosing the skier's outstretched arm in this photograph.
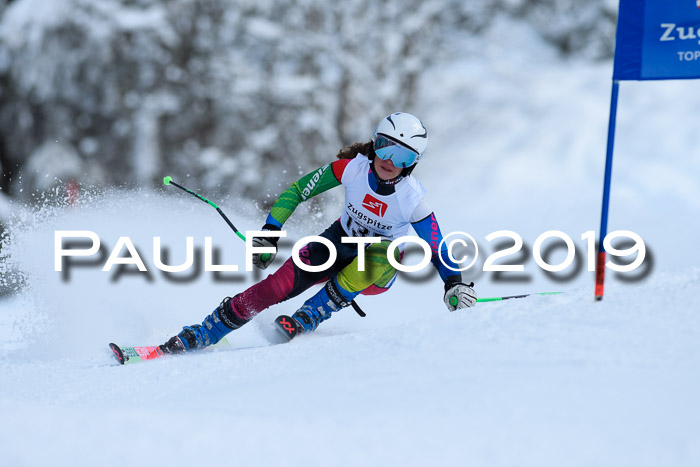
[411,205,477,310]
[252,159,351,269]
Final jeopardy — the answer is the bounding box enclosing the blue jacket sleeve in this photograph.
[411,213,463,285]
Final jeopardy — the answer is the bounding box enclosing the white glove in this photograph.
[444,281,477,311]
[251,224,280,270]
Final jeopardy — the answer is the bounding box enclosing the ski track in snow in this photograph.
[2,24,700,467]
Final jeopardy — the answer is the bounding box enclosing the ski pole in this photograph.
[163,176,271,262]
[475,292,562,303]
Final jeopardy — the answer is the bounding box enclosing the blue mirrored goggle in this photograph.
[373,135,420,168]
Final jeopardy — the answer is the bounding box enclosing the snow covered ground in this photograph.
[1,273,699,467]
[1,21,700,467]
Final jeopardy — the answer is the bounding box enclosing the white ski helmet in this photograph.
[372,112,428,169]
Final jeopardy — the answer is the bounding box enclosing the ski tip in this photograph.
[217,336,231,347]
[274,315,300,342]
[109,343,126,365]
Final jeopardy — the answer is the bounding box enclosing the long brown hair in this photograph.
[336,141,374,160]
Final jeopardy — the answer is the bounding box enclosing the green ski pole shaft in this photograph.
[449,292,562,307]
[163,176,271,262]
[476,292,562,303]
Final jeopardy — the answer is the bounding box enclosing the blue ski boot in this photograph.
[289,278,358,335]
[161,296,248,353]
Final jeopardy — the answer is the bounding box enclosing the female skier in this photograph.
[161,112,477,353]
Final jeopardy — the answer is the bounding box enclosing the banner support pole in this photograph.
[595,79,620,301]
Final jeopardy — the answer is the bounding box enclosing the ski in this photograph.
[274,315,302,342]
[109,337,230,365]
[109,343,163,365]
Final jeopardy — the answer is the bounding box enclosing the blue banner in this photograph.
[614,0,700,80]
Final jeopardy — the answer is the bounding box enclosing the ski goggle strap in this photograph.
[373,135,420,168]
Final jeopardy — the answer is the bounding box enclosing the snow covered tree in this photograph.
[0,0,616,203]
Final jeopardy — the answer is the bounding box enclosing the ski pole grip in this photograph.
[261,253,271,262]
[449,296,458,307]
